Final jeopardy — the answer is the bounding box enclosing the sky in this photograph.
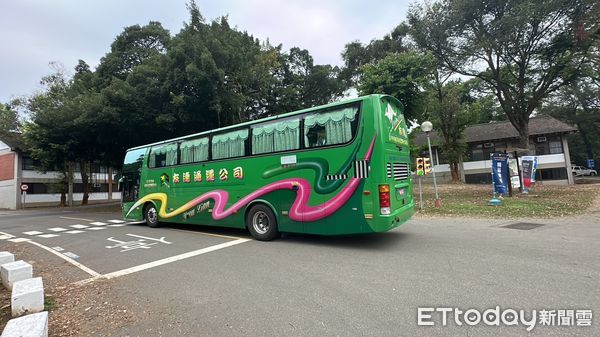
[0,0,412,104]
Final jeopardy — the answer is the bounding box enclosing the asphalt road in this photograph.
[0,206,599,337]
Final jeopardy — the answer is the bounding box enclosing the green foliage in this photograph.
[358,52,436,121]
[20,1,347,172]
[0,103,21,145]
[427,80,478,164]
[541,67,600,166]
[341,24,411,86]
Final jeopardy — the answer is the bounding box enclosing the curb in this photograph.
[0,251,48,337]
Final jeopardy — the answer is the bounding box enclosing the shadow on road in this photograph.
[281,230,411,251]
[142,221,409,250]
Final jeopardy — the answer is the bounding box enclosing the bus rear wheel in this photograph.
[144,204,161,228]
[247,204,279,241]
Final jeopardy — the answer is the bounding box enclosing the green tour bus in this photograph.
[121,94,414,240]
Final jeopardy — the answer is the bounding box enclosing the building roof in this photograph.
[413,115,577,146]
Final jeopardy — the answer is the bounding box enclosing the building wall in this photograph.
[0,150,18,209]
[429,153,570,185]
[23,192,122,207]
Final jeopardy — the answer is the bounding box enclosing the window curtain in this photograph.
[252,119,300,154]
[212,130,249,159]
[304,107,358,146]
[149,144,178,167]
[180,138,209,164]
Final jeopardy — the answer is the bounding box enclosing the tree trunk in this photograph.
[67,162,74,207]
[516,120,531,155]
[60,192,66,207]
[449,161,460,183]
[80,160,90,205]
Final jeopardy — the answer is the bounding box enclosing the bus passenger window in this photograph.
[303,106,358,148]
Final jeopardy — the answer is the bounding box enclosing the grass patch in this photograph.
[44,295,57,311]
[415,183,598,218]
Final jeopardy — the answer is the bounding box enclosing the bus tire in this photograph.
[144,203,161,228]
[246,204,279,241]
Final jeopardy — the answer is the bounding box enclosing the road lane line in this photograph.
[27,240,100,277]
[74,238,251,285]
[90,222,108,226]
[60,216,95,222]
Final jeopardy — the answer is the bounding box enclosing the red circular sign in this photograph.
[20,184,29,191]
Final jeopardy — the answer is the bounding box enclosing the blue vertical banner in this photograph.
[491,153,509,195]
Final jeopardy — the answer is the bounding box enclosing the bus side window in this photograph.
[303,106,358,148]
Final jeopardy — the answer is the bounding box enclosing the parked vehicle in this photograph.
[572,165,597,176]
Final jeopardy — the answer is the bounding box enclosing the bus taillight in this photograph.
[379,184,391,215]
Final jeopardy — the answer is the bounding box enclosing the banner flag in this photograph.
[491,153,509,195]
[521,156,538,189]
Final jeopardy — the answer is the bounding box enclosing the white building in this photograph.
[413,116,578,185]
[0,138,120,209]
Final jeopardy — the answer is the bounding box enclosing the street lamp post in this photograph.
[421,121,441,208]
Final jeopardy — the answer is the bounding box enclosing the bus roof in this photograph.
[126,94,398,152]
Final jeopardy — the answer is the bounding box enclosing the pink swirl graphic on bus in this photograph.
[126,136,376,222]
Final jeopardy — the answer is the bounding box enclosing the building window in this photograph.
[549,140,562,154]
[470,144,484,161]
[539,168,567,180]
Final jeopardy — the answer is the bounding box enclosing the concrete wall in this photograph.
[23,192,121,207]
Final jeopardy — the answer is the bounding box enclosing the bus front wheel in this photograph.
[144,204,161,228]
[247,204,279,241]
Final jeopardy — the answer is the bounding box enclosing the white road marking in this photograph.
[87,227,106,231]
[70,224,88,229]
[75,238,251,285]
[108,220,125,223]
[8,238,31,243]
[60,216,94,222]
[0,232,16,240]
[37,234,59,238]
[90,222,108,226]
[52,246,64,252]
[23,231,44,236]
[27,240,100,277]
[63,252,80,259]
[66,230,85,234]
[48,227,68,232]
[108,224,126,227]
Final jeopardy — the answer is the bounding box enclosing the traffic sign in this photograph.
[587,159,595,168]
[20,184,29,191]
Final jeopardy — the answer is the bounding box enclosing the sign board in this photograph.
[587,159,595,169]
[20,184,29,192]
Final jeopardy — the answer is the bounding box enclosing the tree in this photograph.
[358,52,436,122]
[341,24,411,87]
[0,103,21,144]
[541,69,600,165]
[426,79,479,181]
[408,0,599,152]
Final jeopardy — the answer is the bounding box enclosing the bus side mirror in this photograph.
[117,177,123,191]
